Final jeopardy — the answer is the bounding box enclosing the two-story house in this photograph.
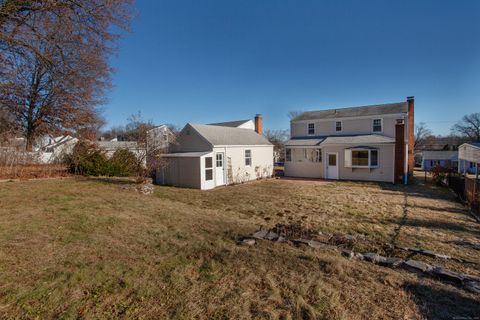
[284,97,414,184]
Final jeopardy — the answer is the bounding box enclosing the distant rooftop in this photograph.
[208,119,252,127]
[293,102,408,121]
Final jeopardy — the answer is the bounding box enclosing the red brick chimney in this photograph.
[407,96,415,175]
[394,119,406,184]
[254,114,263,135]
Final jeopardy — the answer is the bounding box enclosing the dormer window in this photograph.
[335,121,342,132]
[308,123,315,135]
[372,119,382,132]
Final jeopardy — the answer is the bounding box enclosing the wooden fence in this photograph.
[448,175,479,215]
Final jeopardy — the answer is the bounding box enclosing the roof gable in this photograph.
[293,102,408,121]
[208,119,252,128]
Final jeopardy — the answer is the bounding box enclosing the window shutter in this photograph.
[344,149,352,167]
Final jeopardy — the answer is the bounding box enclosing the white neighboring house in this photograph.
[458,142,480,176]
[39,135,79,163]
[156,115,274,190]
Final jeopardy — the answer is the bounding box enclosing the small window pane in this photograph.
[370,150,378,167]
[245,149,252,166]
[328,154,336,166]
[352,150,369,166]
[335,121,342,131]
[308,123,315,135]
[315,149,322,162]
[286,148,292,162]
[373,119,382,132]
[205,157,213,168]
[216,153,223,167]
[205,169,213,180]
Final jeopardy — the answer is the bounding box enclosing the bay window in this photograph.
[345,148,379,168]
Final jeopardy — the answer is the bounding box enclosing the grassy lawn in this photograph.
[0,177,479,319]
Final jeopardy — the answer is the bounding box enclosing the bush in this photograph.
[64,141,140,177]
[106,149,138,177]
[431,165,455,186]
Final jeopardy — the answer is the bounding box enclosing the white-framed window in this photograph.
[470,162,476,169]
[372,119,382,132]
[216,153,223,167]
[314,149,322,162]
[245,149,252,166]
[344,148,379,168]
[335,121,342,132]
[308,123,315,135]
[286,148,292,162]
[205,157,213,180]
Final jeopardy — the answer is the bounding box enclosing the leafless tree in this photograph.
[0,0,134,151]
[287,110,303,120]
[264,129,289,162]
[451,113,480,142]
[414,122,433,150]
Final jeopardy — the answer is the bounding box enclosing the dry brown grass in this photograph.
[0,177,479,319]
[0,164,69,180]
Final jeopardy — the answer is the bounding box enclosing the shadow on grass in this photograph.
[403,282,480,320]
[77,176,141,185]
[388,216,480,237]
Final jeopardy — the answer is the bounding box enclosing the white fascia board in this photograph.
[292,113,407,124]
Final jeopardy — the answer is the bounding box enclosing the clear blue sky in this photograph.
[105,0,480,135]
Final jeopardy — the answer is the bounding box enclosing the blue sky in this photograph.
[105,0,480,135]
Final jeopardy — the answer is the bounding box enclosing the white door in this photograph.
[215,152,225,185]
[326,152,339,180]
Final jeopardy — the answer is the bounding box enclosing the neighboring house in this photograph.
[420,151,458,171]
[146,124,174,152]
[156,114,273,190]
[458,142,480,176]
[39,135,79,163]
[284,97,415,183]
[96,140,144,158]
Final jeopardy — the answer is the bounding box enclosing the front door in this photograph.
[215,152,225,185]
[326,152,339,180]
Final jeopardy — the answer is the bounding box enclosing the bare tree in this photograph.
[287,110,303,120]
[264,129,289,162]
[414,122,433,150]
[0,0,134,150]
[451,113,480,142]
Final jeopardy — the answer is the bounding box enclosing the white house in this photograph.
[458,142,480,177]
[39,135,79,163]
[284,97,415,184]
[156,115,274,190]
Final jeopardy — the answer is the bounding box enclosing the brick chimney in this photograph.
[394,119,406,184]
[254,114,263,135]
[407,96,415,175]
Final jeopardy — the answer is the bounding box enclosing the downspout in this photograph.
[404,144,409,185]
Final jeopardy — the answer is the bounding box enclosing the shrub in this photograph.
[64,141,142,177]
[431,165,455,186]
[106,149,137,177]
[64,141,109,176]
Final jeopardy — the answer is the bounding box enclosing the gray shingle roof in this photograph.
[162,151,211,157]
[189,123,272,146]
[320,134,395,145]
[465,142,480,148]
[285,138,323,146]
[421,151,458,160]
[208,119,251,127]
[96,141,139,151]
[293,102,408,121]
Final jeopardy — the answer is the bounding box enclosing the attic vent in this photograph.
[186,129,190,135]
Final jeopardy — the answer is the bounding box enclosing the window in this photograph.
[470,162,476,169]
[335,121,342,132]
[205,157,213,180]
[370,150,378,167]
[245,149,252,166]
[372,119,382,132]
[315,149,322,162]
[352,150,369,166]
[308,123,315,135]
[286,148,292,162]
[216,153,223,167]
[328,154,337,166]
[345,149,379,168]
